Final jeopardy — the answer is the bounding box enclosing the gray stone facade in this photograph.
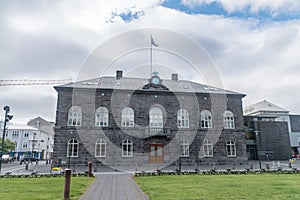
[53,72,247,168]
[256,121,291,160]
[244,116,291,160]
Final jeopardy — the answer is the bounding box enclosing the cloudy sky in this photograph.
[1,0,300,124]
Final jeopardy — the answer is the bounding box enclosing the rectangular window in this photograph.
[180,141,189,157]
[95,140,106,157]
[96,113,108,126]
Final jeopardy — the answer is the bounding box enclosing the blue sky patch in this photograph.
[162,0,300,22]
[118,10,144,23]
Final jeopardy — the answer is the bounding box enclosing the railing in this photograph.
[144,127,171,137]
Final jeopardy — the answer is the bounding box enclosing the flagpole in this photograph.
[150,35,153,77]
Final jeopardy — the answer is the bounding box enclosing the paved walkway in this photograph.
[79,172,149,200]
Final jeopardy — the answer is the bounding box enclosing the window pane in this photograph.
[149,107,163,128]
[95,107,108,127]
[157,147,162,156]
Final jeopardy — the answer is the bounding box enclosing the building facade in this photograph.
[288,115,300,153]
[0,117,54,160]
[27,117,55,160]
[244,100,291,160]
[53,71,247,169]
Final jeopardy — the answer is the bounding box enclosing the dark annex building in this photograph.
[53,70,247,170]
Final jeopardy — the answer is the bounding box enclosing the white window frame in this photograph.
[122,139,133,157]
[149,107,163,128]
[226,140,236,157]
[95,107,109,127]
[177,109,189,128]
[67,106,82,126]
[180,139,189,157]
[201,110,212,128]
[67,138,79,157]
[203,140,213,157]
[121,107,134,127]
[95,139,106,157]
[224,110,235,129]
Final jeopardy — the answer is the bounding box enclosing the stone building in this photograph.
[53,70,247,170]
[244,100,291,160]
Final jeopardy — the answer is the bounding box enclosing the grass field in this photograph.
[135,174,300,200]
[0,176,94,200]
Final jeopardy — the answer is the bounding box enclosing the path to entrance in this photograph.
[79,172,149,200]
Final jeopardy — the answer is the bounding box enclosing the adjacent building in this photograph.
[53,70,247,169]
[244,100,291,160]
[0,116,54,160]
[288,115,300,153]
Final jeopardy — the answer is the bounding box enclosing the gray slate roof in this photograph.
[55,76,244,96]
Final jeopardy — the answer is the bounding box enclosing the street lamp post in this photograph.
[0,106,13,173]
[179,132,182,173]
[254,130,261,170]
[67,144,71,169]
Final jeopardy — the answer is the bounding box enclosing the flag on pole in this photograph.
[151,35,158,47]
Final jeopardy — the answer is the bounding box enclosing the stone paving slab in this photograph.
[79,173,149,200]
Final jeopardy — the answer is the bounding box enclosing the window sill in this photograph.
[227,155,237,158]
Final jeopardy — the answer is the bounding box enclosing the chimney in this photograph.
[116,70,123,80]
[171,73,178,81]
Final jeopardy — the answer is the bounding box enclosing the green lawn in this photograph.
[0,176,94,200]
[135,174,300,200]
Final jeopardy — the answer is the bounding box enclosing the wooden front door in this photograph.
[149,144,164,163]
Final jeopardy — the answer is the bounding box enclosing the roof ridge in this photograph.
[55,75,243,96]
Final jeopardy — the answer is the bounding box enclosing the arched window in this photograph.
[121,107,134,127]
[68,106,82,126]
[122,139,133,157]
[95,107,108,127]
[177,109,189,128]
[180,139,189,157]
[223,110,235,129]
[149,107,163,128]
[201,110,212,128]
[226,140,236,157]
[67,139,79,157]
[95,139,106,157]
[203,140,213,157]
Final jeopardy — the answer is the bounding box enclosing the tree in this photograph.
[0,138,16,154]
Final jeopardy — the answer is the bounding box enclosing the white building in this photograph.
[0,117,54,160]
[244,100,290,122]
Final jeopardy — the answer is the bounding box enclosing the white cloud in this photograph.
[133,6,300,113]
[181,0,300,15]
[1,1,300,124]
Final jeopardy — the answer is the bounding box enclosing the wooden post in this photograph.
[64,169,72,200]
[88,161,92,177]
